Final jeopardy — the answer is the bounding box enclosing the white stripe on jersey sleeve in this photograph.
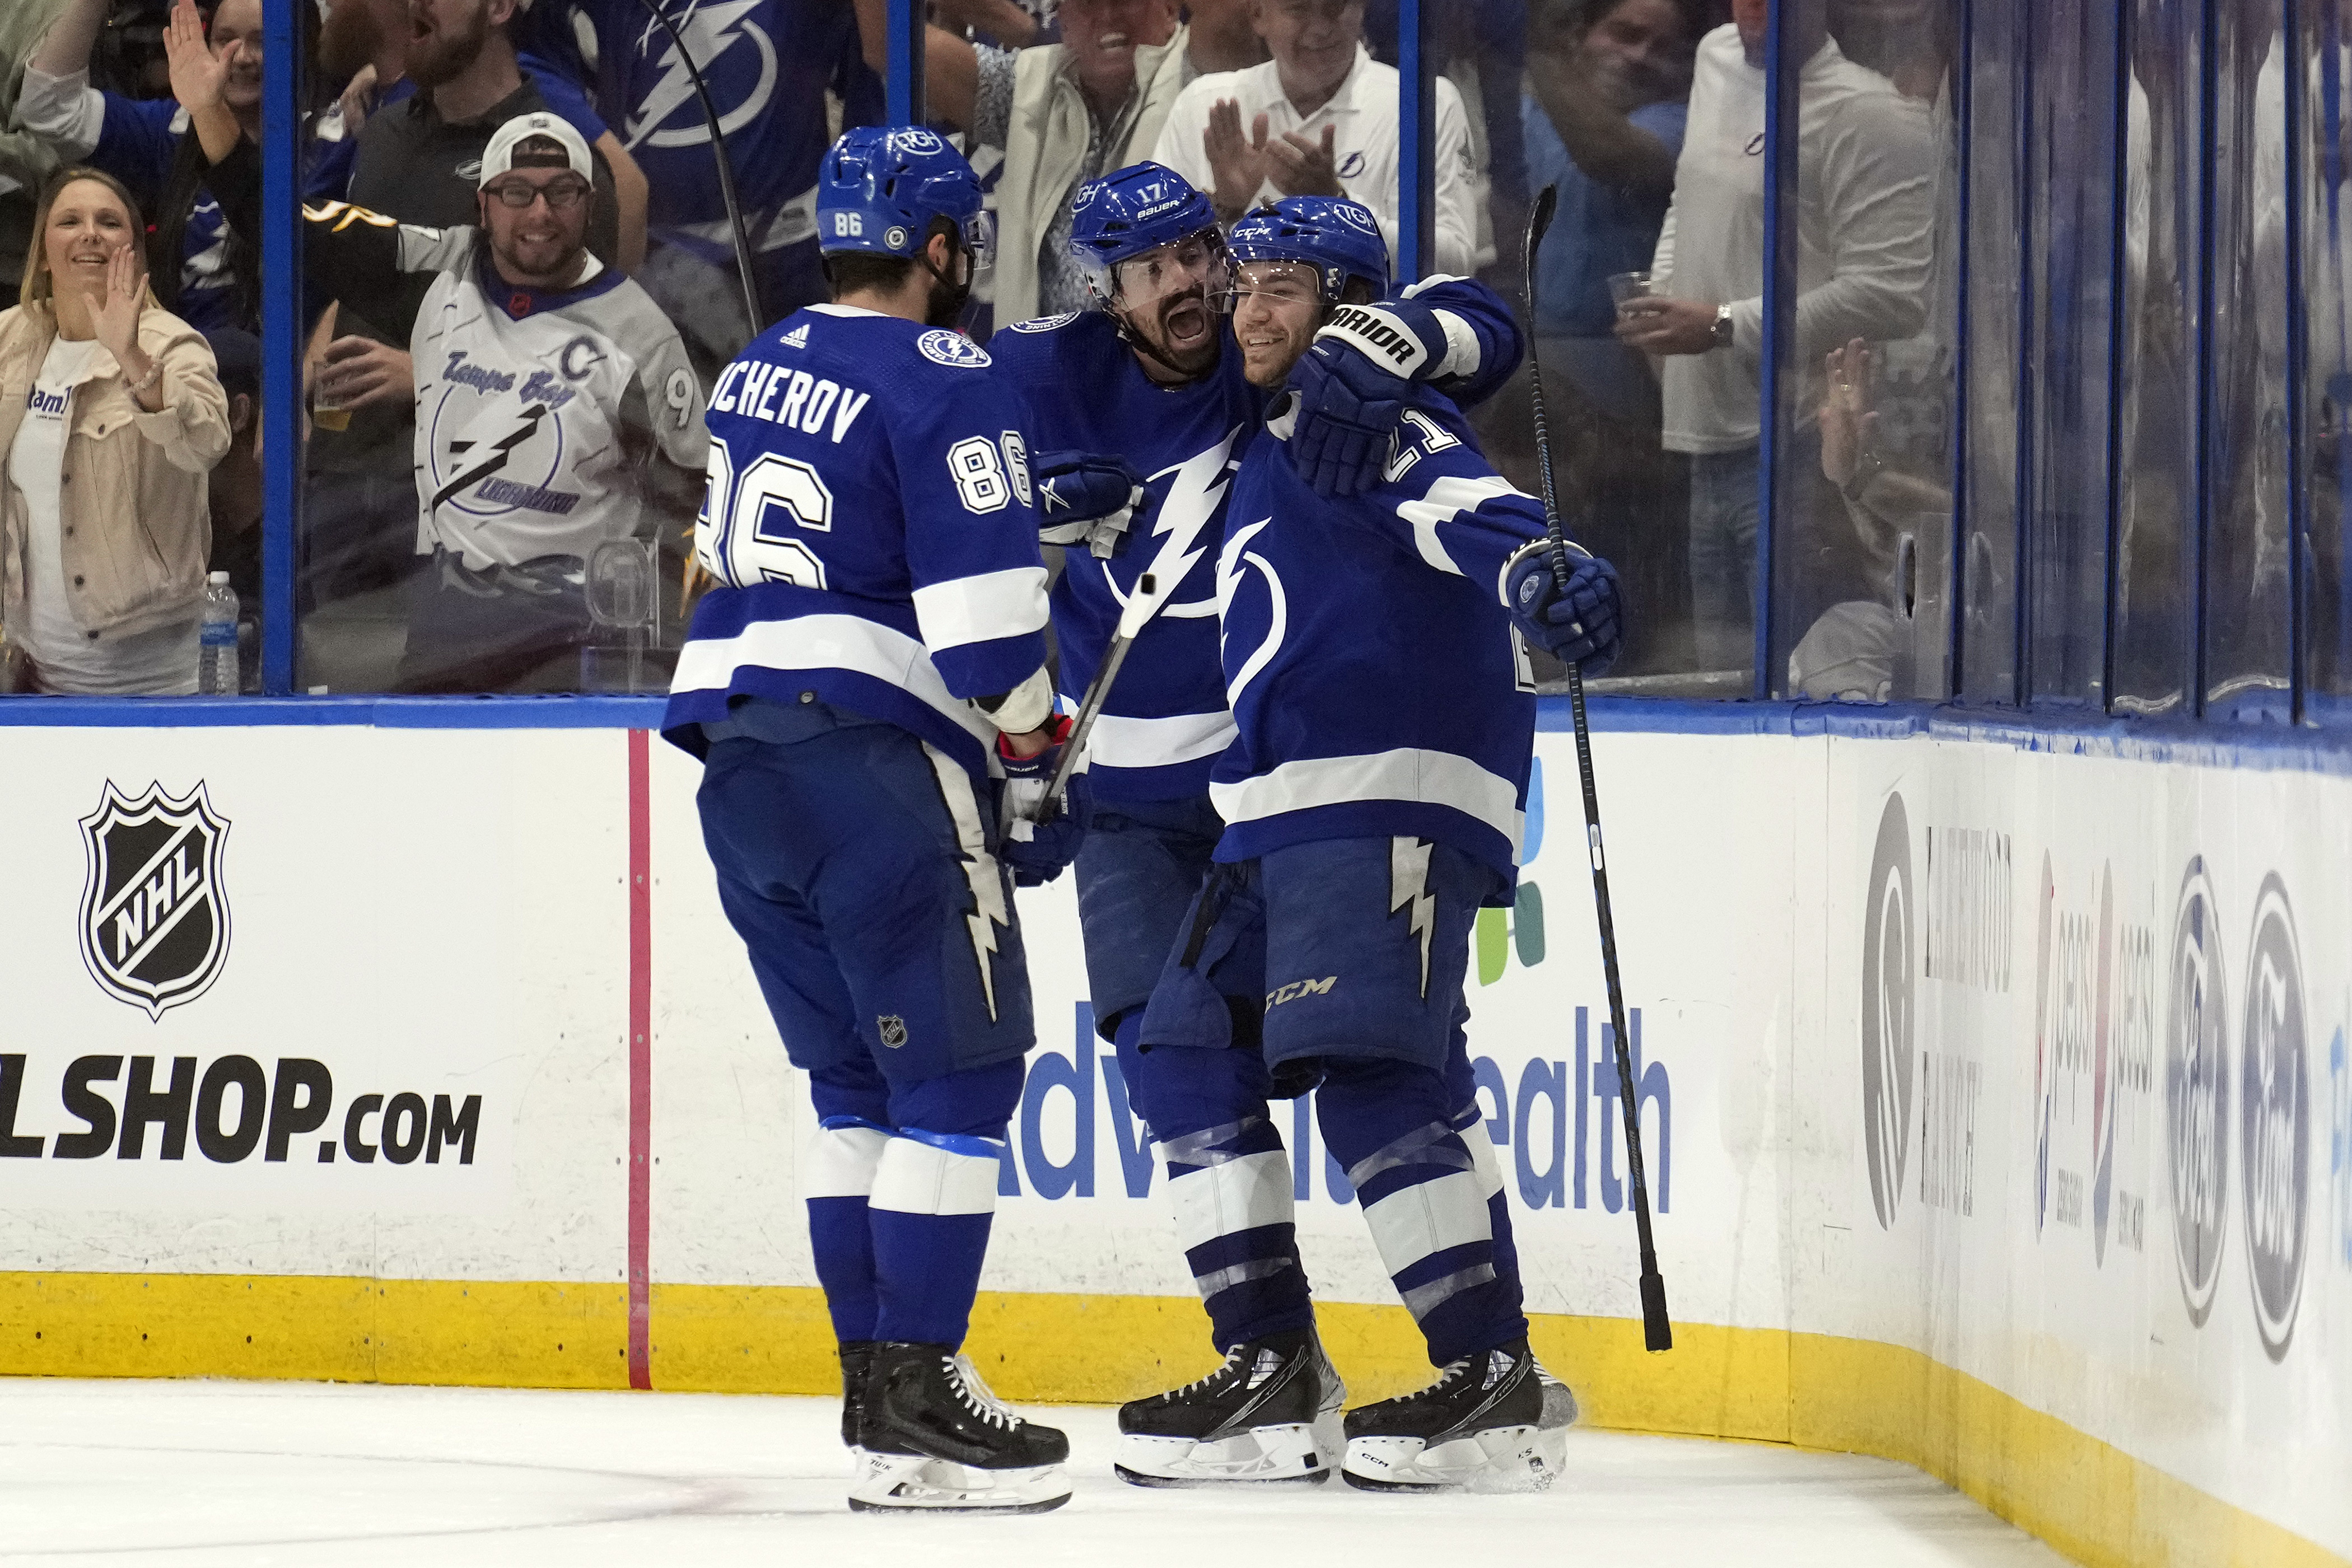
[1086,709,1237,771]
[1208,747,1527,862]
[911,566,1051,653]
[669,613,998,747]
[1394,474,1522,576]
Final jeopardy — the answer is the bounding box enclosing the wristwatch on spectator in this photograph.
[1708,304,1735,351]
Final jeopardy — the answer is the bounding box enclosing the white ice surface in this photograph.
[0,1379,2067,1567]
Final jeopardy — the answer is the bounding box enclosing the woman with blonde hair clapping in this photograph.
[0,165,230,694]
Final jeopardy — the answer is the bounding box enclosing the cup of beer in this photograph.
[312,375,351,433]
[1607,270,1655,311]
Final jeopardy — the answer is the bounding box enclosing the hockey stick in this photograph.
[1522,184,1672,1352]
[1034,571,1157,823]
[619,0,767,332]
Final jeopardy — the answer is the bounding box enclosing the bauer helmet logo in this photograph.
[1860,791,1914,1230]
[2241,872,2309,1362]
[78,781,232,1021]
[2166,856,2230,1328]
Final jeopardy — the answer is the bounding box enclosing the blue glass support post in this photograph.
[1396,0,1435,282]
[1755,0,1793,698]
[2191,0,2219,716]
[1947,0,1977,699]
[2286,0,2312,724]
[2101,0,2134,710]
[2009,12,2036,707]
[260,0,301,695]
[886,0,925,127]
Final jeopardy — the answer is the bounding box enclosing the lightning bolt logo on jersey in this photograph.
[664,305,1052,783]
[1211,387,1552,887]
[537,0,869,262]
[399,233,710,568]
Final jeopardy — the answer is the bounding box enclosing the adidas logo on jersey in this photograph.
[781,324,810,349]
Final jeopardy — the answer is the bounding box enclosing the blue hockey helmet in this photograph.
[817,125,993,270]
[1068,162,1225,305]
[1225,197,1390,303]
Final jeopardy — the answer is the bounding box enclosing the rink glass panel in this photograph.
[5,0,2346,724]
[1767,0,1961,704]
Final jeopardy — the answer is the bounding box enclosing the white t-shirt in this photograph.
[1650,29,1936,453]
[1152,46,1478,278]
[7,335,198,695]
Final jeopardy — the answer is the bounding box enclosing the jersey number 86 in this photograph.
[696,432,1034,589]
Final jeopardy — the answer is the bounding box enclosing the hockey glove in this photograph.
[998,714,1087,886]
[1505,539,1625,676]
[1035,450,1149,559]
[1285,298,1453,498]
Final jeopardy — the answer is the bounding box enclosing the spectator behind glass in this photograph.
[1522,0,1696,674]
[201,322,259,640]
[15,0,272,333]
[1152,0,1479,276]
[875,0,1196,325]
[0,166,228,695]
[1616,0,1932,673]
[193,101,709,693]
[520,0,880,382]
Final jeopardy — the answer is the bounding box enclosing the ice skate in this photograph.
[1114,1327,1346,1487]
[847,1343,1072,1513]
[1341,1338,1575,1494]
[838,1340,876,1468]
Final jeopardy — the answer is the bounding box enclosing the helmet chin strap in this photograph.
[918,238,974,328]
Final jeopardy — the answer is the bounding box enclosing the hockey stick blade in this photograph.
[1518,181,1673,1354]
[1037,571,1157,820]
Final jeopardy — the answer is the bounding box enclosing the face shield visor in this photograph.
[958,208,997,277]
[1225,259,1327,316]
[1105,229,1233,311]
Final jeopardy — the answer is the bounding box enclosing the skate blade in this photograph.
[848,1452,1072,1514]
[1113,1424,1331,1488]
[1341,1423,1569,1495]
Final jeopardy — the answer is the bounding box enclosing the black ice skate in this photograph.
[838,1341,876,1466]
[1341,1337,1578,1494]
[1114,1327,1346,1487]
[847,1342,1071,1513]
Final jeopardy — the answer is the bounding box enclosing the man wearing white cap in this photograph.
[197,111,708,691]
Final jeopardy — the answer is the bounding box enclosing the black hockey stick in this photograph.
[1522,184,1672,1353]
[1035,571,1156,823]
[620,0,767,332]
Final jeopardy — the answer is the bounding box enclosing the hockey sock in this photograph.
[1457,1104,1525,1305]
[1317,1058,1529,1366]
[1138,1042,1313,1350]
[806,1064,892,1345]
[869,1060,1024,1348]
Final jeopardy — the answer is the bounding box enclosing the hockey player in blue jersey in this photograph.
[664,125,1100,1514]
[1116,197,1625,1494]
[984,165,1532,1488]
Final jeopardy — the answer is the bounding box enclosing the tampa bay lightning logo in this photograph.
[622,1,777,151]
[1334,203,1379,235]
[1009,312,1079,334]
[1338,151,1367,179]
[1217,515,1287,704]
[916,329,992,368]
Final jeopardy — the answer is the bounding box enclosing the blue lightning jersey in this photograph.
[986,276,1527,804]
[664,306,1051,782]
[525,0,876,265]
[1212,385,1556,887]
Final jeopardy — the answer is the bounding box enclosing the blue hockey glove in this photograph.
[997,715,1087,887]
[1035,451,1149,558]
[1285,298,1453,498]
[1505,539,1625,675]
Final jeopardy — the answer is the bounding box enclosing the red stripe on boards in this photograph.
[627,728,654,1390]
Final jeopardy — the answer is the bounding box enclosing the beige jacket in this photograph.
[0,301,229,641]
[994,27,1193,324]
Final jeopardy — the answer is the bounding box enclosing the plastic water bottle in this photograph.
[198,572,239,696]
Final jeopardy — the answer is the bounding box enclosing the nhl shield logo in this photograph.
[78,782,231,1020]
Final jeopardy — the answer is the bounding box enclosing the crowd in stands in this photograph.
[0,0,1954,698]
